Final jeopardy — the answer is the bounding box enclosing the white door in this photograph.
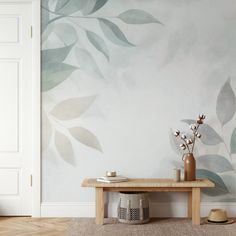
[0,3,32,215]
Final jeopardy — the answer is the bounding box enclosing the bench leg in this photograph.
[192,188,201,225]
[95,187,104,225]
[188,191,192,218]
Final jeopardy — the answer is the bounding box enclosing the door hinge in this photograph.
[30,26,33,38]
[30,174,33,187]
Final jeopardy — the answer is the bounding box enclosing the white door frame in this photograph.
[31,0,41,217]
[0,0,41,216]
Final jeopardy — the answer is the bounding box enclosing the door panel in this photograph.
[0,3,32,215]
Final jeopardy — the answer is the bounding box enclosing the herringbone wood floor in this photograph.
[0,217,71,236]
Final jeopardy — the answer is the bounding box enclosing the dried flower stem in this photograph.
[181,137,191,153]
[191,124,200,153]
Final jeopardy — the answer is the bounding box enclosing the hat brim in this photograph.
[204,218,234,225]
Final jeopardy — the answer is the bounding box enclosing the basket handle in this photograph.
[117,198,121,218]
[127,200,131,220]
[140,199,143,220]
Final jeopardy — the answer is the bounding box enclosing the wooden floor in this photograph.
[0,217,71,236]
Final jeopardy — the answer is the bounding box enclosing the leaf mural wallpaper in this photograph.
[172,80,236,200]
[42,0,236,203]
[42,0,162,165]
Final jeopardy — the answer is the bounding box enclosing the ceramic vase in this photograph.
[182,153,196,181]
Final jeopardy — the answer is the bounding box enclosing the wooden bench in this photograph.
[82,178,215,225]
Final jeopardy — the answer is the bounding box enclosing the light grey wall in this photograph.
[42,0,236,203]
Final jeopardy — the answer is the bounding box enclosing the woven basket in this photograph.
[117,192,149,224]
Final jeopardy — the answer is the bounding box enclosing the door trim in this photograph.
[31,0,41,217]
[0,0,41,216]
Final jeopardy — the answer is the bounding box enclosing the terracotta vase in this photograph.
[182,153,196,181]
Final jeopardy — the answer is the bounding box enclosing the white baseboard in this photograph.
[41,202,95,217]
[41,201,236,217]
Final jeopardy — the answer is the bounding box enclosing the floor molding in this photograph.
[41,202,236,217]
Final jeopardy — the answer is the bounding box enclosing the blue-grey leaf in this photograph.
[222,174,236,193]
[216,79,236,125]
[118,9,163,25]
[42,44,74,70]
[182,119,223,145]
[42,0,49,33]
[83,0,108,15]
[51,96,96,120]
[98,18,135,47]
[42,63,77,91]
[198,155,233,173]
[230,128,236,154]
[55,0,87,15]
[53,23,78,45]
[75,47,103,79]
[55,131,75,166]
[69,127,102,152]
[86,30,109,60]
[197,169,229,196]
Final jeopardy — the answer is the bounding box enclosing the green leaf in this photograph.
[55,0,87,15]
[75,48,103,79]
[216,79,236,125]
[82,0,108,15]
[98,18,135,47]
[42,63,77,91]
[198,155,233,173]
[118,9,163,25]
[222,174,236,193]
[86,30,109,60]
[182,119,223,145]
[196,169,229,196]
[42,0,49,33]
[230,128,236,154]
[69,127,102,152]
[42,22,55,43]
[42,44,74,70]
[55,131,75,166]
[51,96,96,120]
[53,23,78,45]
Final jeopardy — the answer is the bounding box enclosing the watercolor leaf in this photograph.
[230,128,236,154]
[53,23,78,45]
[198,155,233,173]
[42,63,77,91]
[98,18,135,47]
[42,44,75,71]
[42,0,49,33]
[75,47,103,79]
[69,127,102,152]
[82,0,108,15]
[118,9,162,25]
[86,30,109,60]
[182,119,223,145]
[197,169,229,196]
[42,110,52,150]
[51,96,96,120]
[216,79,236,126]
[55,131,75,166]
[222,174,236,193]
[55,0,87,15]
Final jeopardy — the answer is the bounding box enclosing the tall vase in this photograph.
[182,153,196,181]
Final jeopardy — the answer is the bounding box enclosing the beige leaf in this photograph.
[42,110,52,150]
[69,127,102,152]
[51,96,96,120]
[55,131,75,166]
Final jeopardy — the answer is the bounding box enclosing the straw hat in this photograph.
[205,209,234,225]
